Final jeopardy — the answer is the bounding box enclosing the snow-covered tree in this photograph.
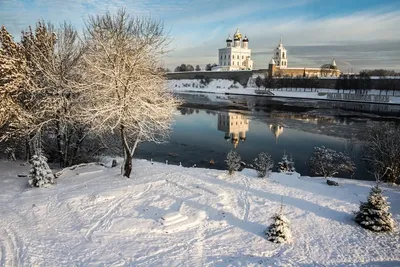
[1,21,85,164]
[0,25,31,135]
[253,152,274,178]
[362,123,400,184]
[278,153,295,173]
[354,184,395,232]
[81,9,179,178]
[226,150,241,175]
[28,154,55,188]
[308,146,355,179]
[21,21,86,166]
[265,210,292,243]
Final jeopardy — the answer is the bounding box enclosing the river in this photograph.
[135,93,400,180]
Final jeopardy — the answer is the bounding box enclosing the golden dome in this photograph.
[234,28,242,40]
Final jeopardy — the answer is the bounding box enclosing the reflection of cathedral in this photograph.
[269,124,284,144]
[218,112,249,148]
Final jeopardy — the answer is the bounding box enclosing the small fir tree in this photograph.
[354,184,395,232]
[278,152,295,173]
[265,204,292,243]
[226,150,241,175]
[288,155,295,172]
[253,152,274,178]
[28,154,55,188]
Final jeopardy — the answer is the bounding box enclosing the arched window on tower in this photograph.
[220,55,222,59]
[283,52,285,58]
[276,52,279,56]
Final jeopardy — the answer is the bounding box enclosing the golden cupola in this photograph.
[234,28,242,40]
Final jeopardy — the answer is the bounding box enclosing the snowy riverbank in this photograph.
[168,79,400,105]
[0,159,399,266]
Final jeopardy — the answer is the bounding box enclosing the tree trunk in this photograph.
[25,138,31,161]
[120,125,132,178]
[56,121,65,168]
[124,152,133,178]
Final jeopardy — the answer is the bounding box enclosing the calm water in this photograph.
[135,93,400,180]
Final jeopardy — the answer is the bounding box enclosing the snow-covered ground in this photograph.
[1,159,399,266]
[168,79,400,104]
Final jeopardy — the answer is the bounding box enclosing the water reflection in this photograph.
[217,112,249,148]
[137,102,398,180]
[269,124,284,144]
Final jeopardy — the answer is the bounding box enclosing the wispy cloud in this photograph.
[0,0,399,71]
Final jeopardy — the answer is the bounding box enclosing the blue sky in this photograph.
[1,0,399,71]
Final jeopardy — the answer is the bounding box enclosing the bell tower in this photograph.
[273,36,288,69]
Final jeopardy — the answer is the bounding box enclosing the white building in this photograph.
[216,28,253,71]
[273,36,288,69]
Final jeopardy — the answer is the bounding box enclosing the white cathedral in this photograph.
[216,28,253,71]
[214,30,340,77]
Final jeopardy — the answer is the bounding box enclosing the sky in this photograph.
[1,0,399,72]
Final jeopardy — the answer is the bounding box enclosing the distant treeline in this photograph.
[254,72,400,94]
[173,63,218,72]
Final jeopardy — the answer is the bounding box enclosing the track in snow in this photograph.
[85,183,153,241]
[238,174,251,222]
[161,211,206,233]
[0,228,21,267]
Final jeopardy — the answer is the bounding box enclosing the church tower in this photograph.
[233,28,242,47]
[273,36,288,69]
[226,35,232,48]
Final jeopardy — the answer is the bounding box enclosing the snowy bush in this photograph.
[253,152,274,178]
[28,154,55,188]
[278,153,295,173]
[327,179,339,186]
[354,185,395,232]
[362,123,400,184]
[226,150,241,175]
[308,146,355,179]
[265,212,292,243]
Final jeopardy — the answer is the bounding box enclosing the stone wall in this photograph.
[166,71,253,87]
[167,71,399,90]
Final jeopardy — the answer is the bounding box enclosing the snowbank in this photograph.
[0,160,399,266]
[168,79,400,104]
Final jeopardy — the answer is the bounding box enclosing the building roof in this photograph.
[269,58,276,65]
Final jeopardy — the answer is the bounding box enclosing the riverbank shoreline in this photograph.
[168,79,400,105]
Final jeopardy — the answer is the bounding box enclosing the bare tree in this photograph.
[308,146,355,179]
[362,123,400,184]
[320,63,337,77]
[81,9,179,178]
